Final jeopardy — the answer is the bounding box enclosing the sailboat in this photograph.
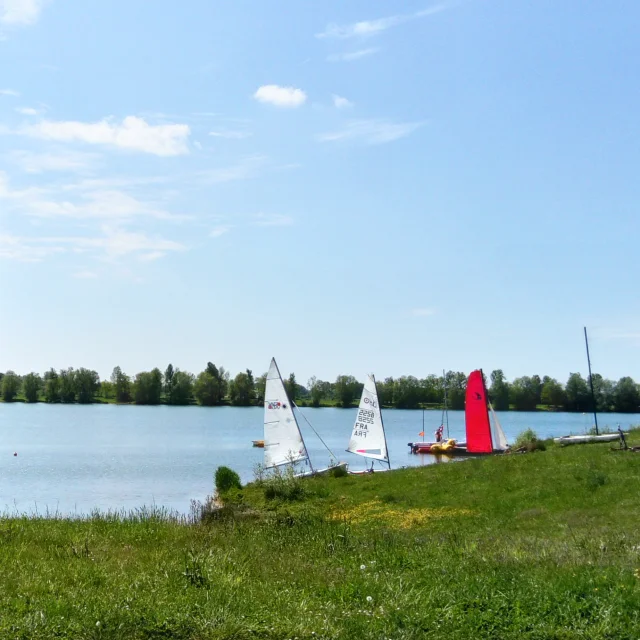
[263,358,348,476]
[346,374,391,474]
[409,369,509,455]
[464,369,509,454]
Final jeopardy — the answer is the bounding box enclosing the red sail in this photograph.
[465,370,492,453]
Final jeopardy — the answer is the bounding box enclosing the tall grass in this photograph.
[1,437,640,638]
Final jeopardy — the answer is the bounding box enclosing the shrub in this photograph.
[263,466,306,502]
[514,428,546,452]
[329,464,348,478]
[215,466,242,494]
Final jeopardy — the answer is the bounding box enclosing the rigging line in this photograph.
[293,402,338,460]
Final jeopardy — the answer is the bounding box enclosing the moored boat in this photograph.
[554,433,623,445]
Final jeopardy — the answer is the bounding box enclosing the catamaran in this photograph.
[346,374,391,474]
[263,358,347,476]
[409,369,509,455]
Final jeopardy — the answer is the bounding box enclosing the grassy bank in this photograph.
[2,436,640,638]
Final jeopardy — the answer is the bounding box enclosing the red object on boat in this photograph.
[465,370,492,453]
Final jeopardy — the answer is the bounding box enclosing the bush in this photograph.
[329,464,348,478]
[215,466,242,494]
[263,466,306,502]
[514,428,546,452]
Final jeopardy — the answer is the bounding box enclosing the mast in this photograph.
[442,369,449,439]
[584,327,599,435]
[373,374,391,469]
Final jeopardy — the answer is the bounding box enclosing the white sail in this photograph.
[263,358,308,469]
[347,374,388,462]
[489,403,509,451]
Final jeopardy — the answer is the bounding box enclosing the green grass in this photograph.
[2,435,640,638]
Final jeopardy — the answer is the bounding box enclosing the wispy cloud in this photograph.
[0,88,20,97]
[327,48,379,62]
[208,129,252,140]
[0,0,46,26]
[332,94,354,109]
[21,116,191,156]
[199,155,268,184]
[596,329,640,347]
[210,225,232,238]
[10,149,99,174]
[316,4,448,39]
[412,308,436,317]
[15,106,40,115]
[252,213,293,227]
[0,170,186,221]
[318,119,423,145]
[253,84,307,108]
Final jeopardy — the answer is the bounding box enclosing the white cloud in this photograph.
[0,88,20,96]
[15,106,39,115]
[0,170,185,221]
[0,233,63,262]
[0,0,46,25]
[253,84,307,108]
[316,4,447,39]
[412,308,436,317]
[10,149,98,174]
[210,225,232,238]
[318,119,423,144]
[199,155,267,184]
[332,94,354,109]
[208,129,252,139]
[327,48,379,62]
[22,116,191,156]
[252,213,293,227]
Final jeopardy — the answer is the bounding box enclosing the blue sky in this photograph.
[0,0,639,385]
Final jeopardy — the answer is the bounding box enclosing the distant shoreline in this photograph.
[1,398,639,414]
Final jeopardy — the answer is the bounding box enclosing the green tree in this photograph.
[376,377,395,407]
[23,372,42,403]
[255,373,267,403]
[564,373,590,412]
[393,376,421,409]
[229,370,255,406]
[509,377,539,411]
[194,370,226,406]
[133,368,163,405]
[164,364,175,404]
[591,374,614,412]
[285,372,297,403]
[445,371,467,410]
[59,368,76,403]
[613,377,640,413]
[540,377,566,408]
[75,368,100,403]
[171,370,194,405]
[334,375,360,408]
[100,380,114,400]
[43,368,61,403]
[2,371,21,402]
[308,376,327,407]
[111,366,131,403]
[489,370,510,410]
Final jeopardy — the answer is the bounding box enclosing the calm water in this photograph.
[0,404,637,516]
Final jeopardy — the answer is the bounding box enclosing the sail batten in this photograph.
[263,358,309,469]
[347,374,389,463]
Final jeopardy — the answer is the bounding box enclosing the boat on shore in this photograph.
[554,433,623,445]
[346,374,391,474]
[409,369,509,456]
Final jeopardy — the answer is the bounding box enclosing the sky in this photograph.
[0,0,639,385]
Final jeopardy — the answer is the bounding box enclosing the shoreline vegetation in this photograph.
[1,363,639,413]
[2,431,640,637]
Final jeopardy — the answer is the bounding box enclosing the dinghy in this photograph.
[409,369,509,456]
[346,374,391,474]
[554,433,623,445]
[263,358,347,477]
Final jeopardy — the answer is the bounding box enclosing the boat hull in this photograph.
[295,462,349,478]
[554,433,623,445]
[348,467,391,475]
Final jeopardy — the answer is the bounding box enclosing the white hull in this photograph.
[348,467,391,475]
[554,433,623,445]
[295,462,349,478]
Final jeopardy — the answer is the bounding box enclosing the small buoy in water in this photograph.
[13,452,17,457]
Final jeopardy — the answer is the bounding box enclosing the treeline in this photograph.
[0,366,639,413]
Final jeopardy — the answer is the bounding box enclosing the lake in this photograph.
[0,404,637,516]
